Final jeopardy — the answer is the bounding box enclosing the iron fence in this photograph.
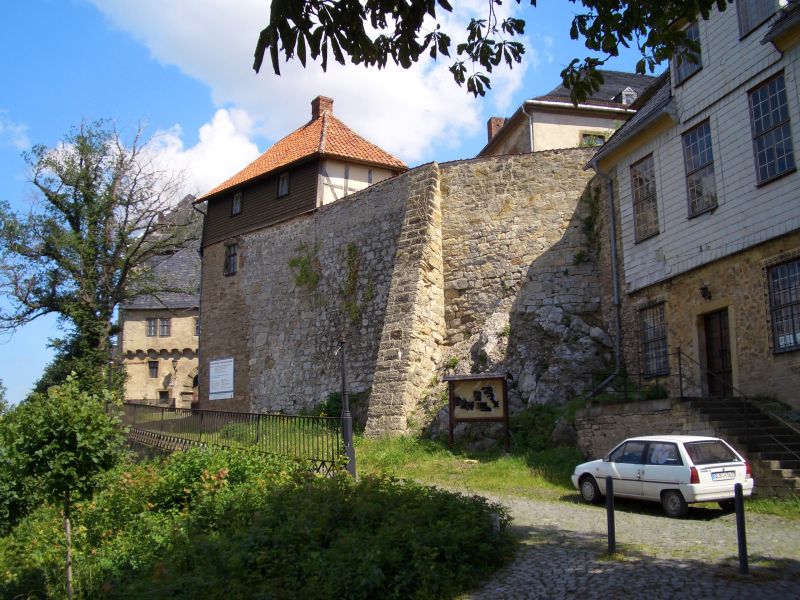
[120,402,346,475]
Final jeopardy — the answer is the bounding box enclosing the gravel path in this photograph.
[465,494,800,599]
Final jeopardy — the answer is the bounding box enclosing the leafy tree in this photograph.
[0,379,7,416]
[0,121,197,390]
[254,0,728,100]
[0,375,124,599]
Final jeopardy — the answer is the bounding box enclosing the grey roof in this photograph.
[762,0,800,44]
[123,243,200,310]
[540,70,658,104]
[588,70,672,166]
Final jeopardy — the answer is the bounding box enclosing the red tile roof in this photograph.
[199,109,407,200]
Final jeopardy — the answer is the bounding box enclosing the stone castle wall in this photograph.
[200,149,615,433]
[200,167,415,415]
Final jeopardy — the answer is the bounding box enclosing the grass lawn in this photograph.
[355,434,800,520]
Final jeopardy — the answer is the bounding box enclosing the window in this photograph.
[581,132,606,147]
[231,192,242,216]
[146,318,157,337]
[159,318,171,337]
[608,441,647,464]
[673,22,702,85]
[158,391,170,404]
[224,244,238,276]
[749,73,795,185]
[630,154,659,241]
[194,317,200,337]
[278,172,290,197]
[738,0,779,37]
[768,258,800,352]
[682,120,717,216]
[684,440,738,465]
[148,360,159,378]
[646,443,682,466]
[640,303,669,376]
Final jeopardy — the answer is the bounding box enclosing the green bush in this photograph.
[509,405,562,453]
[0,448,514,599]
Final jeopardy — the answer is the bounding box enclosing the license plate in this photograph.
[711,471,735,481]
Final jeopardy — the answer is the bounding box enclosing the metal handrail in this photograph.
[675,349,800,463]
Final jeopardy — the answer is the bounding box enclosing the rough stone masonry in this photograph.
[198,147,613,436]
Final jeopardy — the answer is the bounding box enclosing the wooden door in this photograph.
[704,308,733,397]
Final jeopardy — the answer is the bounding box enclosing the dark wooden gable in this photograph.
[202,159,319,247]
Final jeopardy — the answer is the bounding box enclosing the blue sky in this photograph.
[0,0,652,403]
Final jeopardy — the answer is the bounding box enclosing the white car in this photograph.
[571,435,754,517]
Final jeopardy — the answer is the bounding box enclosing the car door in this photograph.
[641,441,688,500]
[606,440,646,497]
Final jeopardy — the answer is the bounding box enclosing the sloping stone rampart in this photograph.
[366,164,446,435]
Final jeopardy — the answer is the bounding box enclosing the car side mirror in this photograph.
[603,454,610,462]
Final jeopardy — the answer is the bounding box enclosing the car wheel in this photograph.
[718,499,736,512]
[661,490,688,518]
[579,475,602,504]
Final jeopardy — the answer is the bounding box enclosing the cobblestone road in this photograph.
[466,494,800,599]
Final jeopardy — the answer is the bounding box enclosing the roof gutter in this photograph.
[588,157,623,398]
[526,99,636,115]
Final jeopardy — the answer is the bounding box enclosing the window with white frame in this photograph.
[224,244,238,276]
[148,360,159,378]
[630,154,659,241]
[768,258,800,352]
[159,318,171,337]
[278,172,290,197]
[231,192,242,216]
[682,120,717,217]
[640,303,669,376]
[673,22,702,85]
[146,317,157,337]
[749,73,795,185]
[738,0,779,37]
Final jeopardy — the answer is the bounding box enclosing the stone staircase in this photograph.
[689,397,800,496]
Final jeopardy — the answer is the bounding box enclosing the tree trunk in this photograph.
[64,494,73,600]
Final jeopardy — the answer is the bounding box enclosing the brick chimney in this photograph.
[487,116,506,142]
[311,96,334,119]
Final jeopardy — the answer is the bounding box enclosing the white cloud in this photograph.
[0,111,30,150]
[90,0,535,164]
[145,108,261,197]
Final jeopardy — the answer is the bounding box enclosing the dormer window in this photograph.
[231,192,242,216]
[622,87,637,105]
[278,172,290,197]
[673,22,702,85]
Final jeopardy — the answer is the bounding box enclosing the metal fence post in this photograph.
[735,483,749,575]
[339,336,356,477]
[606,477,616,554]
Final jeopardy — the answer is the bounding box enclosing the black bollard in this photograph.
[606,477,616,554]
[735,483,748,575]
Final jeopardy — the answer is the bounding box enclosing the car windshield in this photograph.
[684,441,739,465]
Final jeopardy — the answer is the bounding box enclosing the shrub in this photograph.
[1,448,513,599]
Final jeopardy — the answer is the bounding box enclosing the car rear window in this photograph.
[684,441,739,465]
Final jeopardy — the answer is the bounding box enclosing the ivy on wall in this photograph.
[341,242,374,326]
[288,243,321,291]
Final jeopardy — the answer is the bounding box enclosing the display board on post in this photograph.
[443,373,510,453]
